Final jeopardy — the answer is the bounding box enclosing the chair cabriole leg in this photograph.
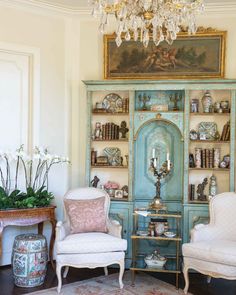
[56,263,62,294]
[183,265,189,294]
[63,266,69,278]
[118,259,125,289]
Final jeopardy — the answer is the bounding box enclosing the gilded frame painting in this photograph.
[104,31,226,80]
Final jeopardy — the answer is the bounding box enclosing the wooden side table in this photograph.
[0,206,57,269]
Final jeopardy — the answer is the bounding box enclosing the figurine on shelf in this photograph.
[119,121,129,139]
[120,156,123,166]
[197,178,208,201]
[94,122,102,139]
[125,155,129,166]
[90,176,100,188]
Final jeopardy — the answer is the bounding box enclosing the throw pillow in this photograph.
[64,197,107,234]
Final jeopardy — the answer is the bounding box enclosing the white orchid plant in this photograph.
[0,145,69,209]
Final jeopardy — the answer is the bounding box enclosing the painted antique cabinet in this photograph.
[83,79,236,265]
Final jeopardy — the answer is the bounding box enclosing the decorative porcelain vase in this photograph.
[12,234,48,287]
[213,148,221,168]
[209,175,217,197]
[195,148,202,168]
[202,90,213,113]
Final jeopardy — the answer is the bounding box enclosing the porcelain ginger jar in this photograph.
[202,90,213,113]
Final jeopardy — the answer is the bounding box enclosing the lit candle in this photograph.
[167,152,169,161]
[154,158,157,168]
[167,160,170,171]
[152,148,156,158]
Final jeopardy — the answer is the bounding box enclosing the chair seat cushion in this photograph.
[56,232,127,254]
[183,240,236,266]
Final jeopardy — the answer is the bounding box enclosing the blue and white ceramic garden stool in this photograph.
[12,233,48,287]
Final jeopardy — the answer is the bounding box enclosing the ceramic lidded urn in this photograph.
[202,90,213,113]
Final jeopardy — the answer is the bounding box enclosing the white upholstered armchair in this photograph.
[183,192,236,294]
[55,187,127,293]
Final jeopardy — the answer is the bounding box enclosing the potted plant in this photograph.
[0,145,69,209]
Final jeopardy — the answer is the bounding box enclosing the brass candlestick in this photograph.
[170,93,182,111]
[149,154,173,211]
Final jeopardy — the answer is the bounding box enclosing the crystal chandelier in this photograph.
[89,0,205,47]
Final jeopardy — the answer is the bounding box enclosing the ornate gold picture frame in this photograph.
[104,29,226,80]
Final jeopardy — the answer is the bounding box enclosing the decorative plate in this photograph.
[198,122,217,140]
[103,93,123,113]
[103,147,121,166]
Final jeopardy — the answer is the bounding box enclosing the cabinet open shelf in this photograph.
[135,110,184,113]
[189,168,230,171]
[110,197,129,202]
[131,235,181,241]
[91,165,128,169]
[189,200,209,204]
[190,112,230,116]
[130,266,181,274]
[92,112,129,116]
[92,139,128,142]
[190,140,230,143]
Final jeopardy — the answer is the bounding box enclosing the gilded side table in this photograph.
[0,206,57,269]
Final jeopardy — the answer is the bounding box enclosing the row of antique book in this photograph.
[220,121,230,141]
[190,148,222,169]
[96,123,121,140]
[197,149,214,168]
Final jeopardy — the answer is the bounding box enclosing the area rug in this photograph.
[26,271,191,295]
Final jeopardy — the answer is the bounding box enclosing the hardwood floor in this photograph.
[0,264,236,295]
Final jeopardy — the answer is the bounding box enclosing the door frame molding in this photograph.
[0,42,40,150]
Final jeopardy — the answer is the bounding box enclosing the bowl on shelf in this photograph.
[136,230,149,236]
[144,253,167,269]
[164,231,176,238]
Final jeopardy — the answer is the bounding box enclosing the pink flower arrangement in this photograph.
[104,181,119,190]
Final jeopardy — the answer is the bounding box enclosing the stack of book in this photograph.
[189,184,196,201]
[201,149,214,168]
[122,98,129,113]
[101,122,120,140]
[220,121,230,141]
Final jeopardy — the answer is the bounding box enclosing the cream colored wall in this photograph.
[0,6,68,212]
[75,16,236,188]
[0,6,68,264]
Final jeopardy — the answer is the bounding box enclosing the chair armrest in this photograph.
[107,219,122,238]
[56,221,70,242]
[191,224,222,243]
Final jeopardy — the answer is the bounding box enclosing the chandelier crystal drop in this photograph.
[89,0,205,47]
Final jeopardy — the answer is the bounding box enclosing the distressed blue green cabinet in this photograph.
[83,79,236,264]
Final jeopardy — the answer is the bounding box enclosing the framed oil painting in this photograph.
[104,30,226,79]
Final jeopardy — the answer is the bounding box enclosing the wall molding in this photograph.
[0,0,236,17]
[0,42,40,150]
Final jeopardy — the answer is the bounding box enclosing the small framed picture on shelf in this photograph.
[114,190,124,199]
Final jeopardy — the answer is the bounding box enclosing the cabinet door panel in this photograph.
[109,204,132,259]
[184,206,209,243]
